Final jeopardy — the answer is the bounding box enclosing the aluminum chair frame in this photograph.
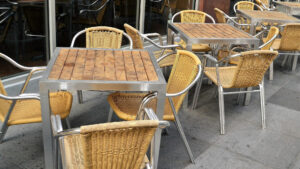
[51,93,170,169]
[0,52,71,143]
[203,52,267,135]
[107,56,202,163]
[70,26,133,104]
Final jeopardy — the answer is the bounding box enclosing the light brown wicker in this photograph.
[85,26,124,49]
[214,8,227,23]
[271,23,300,51]
[236,1,255,11]
[62,120,159,169]
[205,50,278,88]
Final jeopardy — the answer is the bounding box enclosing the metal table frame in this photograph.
[168,23,260,108]
[274,1,300,16]
[39,47,167,169]
[237,9,300,35]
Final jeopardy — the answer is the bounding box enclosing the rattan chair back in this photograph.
[261,26,279,50]
[214,8,227,23]
[167,50,201,111]
[232,50,277,88]
[279,23,300,51]
[236,1,255,11]
[180,10,207,23]
[85,26,124,49]
[124,23,144,49]
[62,120,159,169]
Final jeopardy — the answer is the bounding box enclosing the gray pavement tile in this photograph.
[184,145,273,169]
[268,87,300,112]
[215,120,300,169]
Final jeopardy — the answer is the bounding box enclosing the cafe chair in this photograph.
[233,1,263,14]
[171,10,215,53]
[214,8,251,28]
[255,0,275,11]
[51,98,170,169]
[124,23,182,67]
[269,23,300,72]
[203,50,278,134]
[71,26,133,104]
[107,50,202,163]
[0,52,73,143]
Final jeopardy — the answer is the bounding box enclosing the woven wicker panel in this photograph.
[124,24,144,49]
[180,10,206,23]
[214,8,227,23]
[279,23,300,51]
[78,121,158,169]
[236,1,255,10]
[85,26,123,49]
[232,50,277,88]
[166,50,200,111]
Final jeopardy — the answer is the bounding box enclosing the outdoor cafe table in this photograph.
[274,1,300,16]
[236,10,300,35]
[39,47,167,169]
[167,23,260,108]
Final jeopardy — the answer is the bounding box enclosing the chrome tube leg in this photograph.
[236,88,244,105]
[292,54,298,72]
[218,86,225,135]
[182,94,188,111]
[107,107,113,122]
[244,87,252,106]
[259,82,266,129]
[53,137,58,169]
[0,123,8,143]
[269,62,274,81]
[169,98,194,163]
[65,117,71,129]
[281,55,288,67]
[77,90,83,104]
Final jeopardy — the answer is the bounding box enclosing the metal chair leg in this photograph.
[236,88,244,105]
[218,86,225,135]
[269,62,274,81]
[259,82,266,129]
[0,123,8,143]
[281,55,288,67]
[77,90,83,104]
[169,98,194,164]
[65,117,71,129]
[292,55,298,72]
[107,107,113,122]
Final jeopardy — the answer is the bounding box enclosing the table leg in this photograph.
[153,88,166,169]
[40,87,55,169]
[250,21,256,35]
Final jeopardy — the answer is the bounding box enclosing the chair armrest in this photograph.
[79,0,110,14]
[0,93,40,101]
[156,51,176,63]
[78,0,99,7]
[203,54,218,63]
[166,64,202,97]
[143,33,163,45]
[141,34,183,50]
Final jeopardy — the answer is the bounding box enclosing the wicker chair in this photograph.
[52,99,169,169]
[107,50,202,163]
[171,10,215,53]
[270,23,300,72]
[203,50,278,134]
[124,23,182,67]
[255,0,275,11]
[214,8,253,29]
[71,26,133,104]
[0,53,73,143]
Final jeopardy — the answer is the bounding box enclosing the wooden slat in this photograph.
[114,50,127,81]
[104,50,116,80]
[60,49,78,80]
[132,51,148,81]
[140,51,158,81]
[48,48,69,80]
[94,50,105,80]
[71,49,87,80]
[83,50,96,80]
[123,50,137,81]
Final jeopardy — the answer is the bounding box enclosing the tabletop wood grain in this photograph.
[48,48,158,81]
[239,10,299,21]
[276,2,300,8]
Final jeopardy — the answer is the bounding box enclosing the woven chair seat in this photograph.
[205,67,236,88]
[153,49,176,67]
[0,91,72,126]
[61,120,158,169]
[108,92,176,121]
[175,40,211,52]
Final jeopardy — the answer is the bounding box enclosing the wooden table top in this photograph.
[173,23,252,39]
[275,2,300,8]
[48,48,158,81]
[238,10,299,21]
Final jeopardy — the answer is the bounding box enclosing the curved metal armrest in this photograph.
[0,93,40,101]
[143,33,163,45]
[0,53,46,71]
[259,31,278,49]
[226,16,250,27]
[156,51,176,63]
[0,10,14,24]
[78,0,100,7]
[6,0,18,5]
[141,34,183,49]
[122,32,133,49]
[79,0,110,14]
[166,64,202,97]
[70,29,86,47]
